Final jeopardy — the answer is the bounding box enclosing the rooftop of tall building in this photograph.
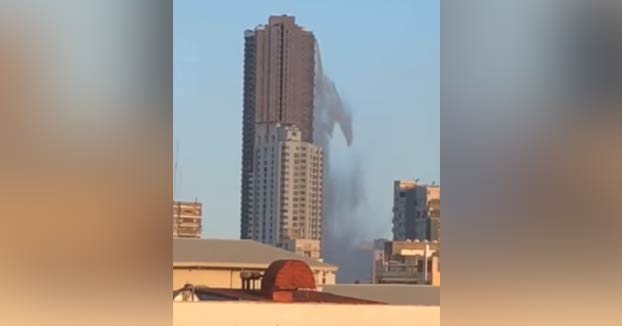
[269,15,296,25]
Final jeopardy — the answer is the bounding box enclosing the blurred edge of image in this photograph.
[442,0,622,325]
[0,1,172,325]
[1,0,621,325]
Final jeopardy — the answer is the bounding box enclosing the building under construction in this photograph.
[173,201,202,238]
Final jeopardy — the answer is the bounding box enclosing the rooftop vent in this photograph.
[261,260,316,302]
[240,271,263,291]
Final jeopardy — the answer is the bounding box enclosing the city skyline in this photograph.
[174,0,440,240]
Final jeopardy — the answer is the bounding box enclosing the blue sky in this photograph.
[174,0,439,239]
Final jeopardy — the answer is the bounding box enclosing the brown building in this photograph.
[173,201,202,238]
[241,15,316,239]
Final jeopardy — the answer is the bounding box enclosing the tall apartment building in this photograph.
[173,201,202,239]
[392,180,440,241]
[241,15,316,239]
[248,123,323,257]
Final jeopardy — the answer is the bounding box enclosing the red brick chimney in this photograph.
[261,260,317,302]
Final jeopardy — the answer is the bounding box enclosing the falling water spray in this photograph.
[314,42,371,282]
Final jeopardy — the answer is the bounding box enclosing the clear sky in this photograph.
[174,0,439,239]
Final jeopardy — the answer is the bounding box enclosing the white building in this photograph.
[248,123,323,257]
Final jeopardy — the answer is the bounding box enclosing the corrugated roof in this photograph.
[173,239,336,270]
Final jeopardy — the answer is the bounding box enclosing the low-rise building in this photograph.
[373,240,440,286]
[173,201,202,238]
[173,238,336,290]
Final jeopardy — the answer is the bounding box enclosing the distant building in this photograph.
[392,180,440,241]
[173,238,336,290]
[240,15,316,240]
[280,239,321,260]
[248,123,323,258]
[173,201,202,238]
[371,238,389,282]
[372,240,440,286]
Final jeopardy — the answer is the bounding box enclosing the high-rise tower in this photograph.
[241,15,316,239]
[249,123,323,254]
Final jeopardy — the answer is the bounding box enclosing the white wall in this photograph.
[173,302,439,326]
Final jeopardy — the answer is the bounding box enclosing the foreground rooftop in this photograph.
[174,285,382,304]
[175,259,379,304]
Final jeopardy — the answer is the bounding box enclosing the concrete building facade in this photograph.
[392,180,440,241]
[173,201,202,238]
[248,123,323,255]
[240,15,316,240]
